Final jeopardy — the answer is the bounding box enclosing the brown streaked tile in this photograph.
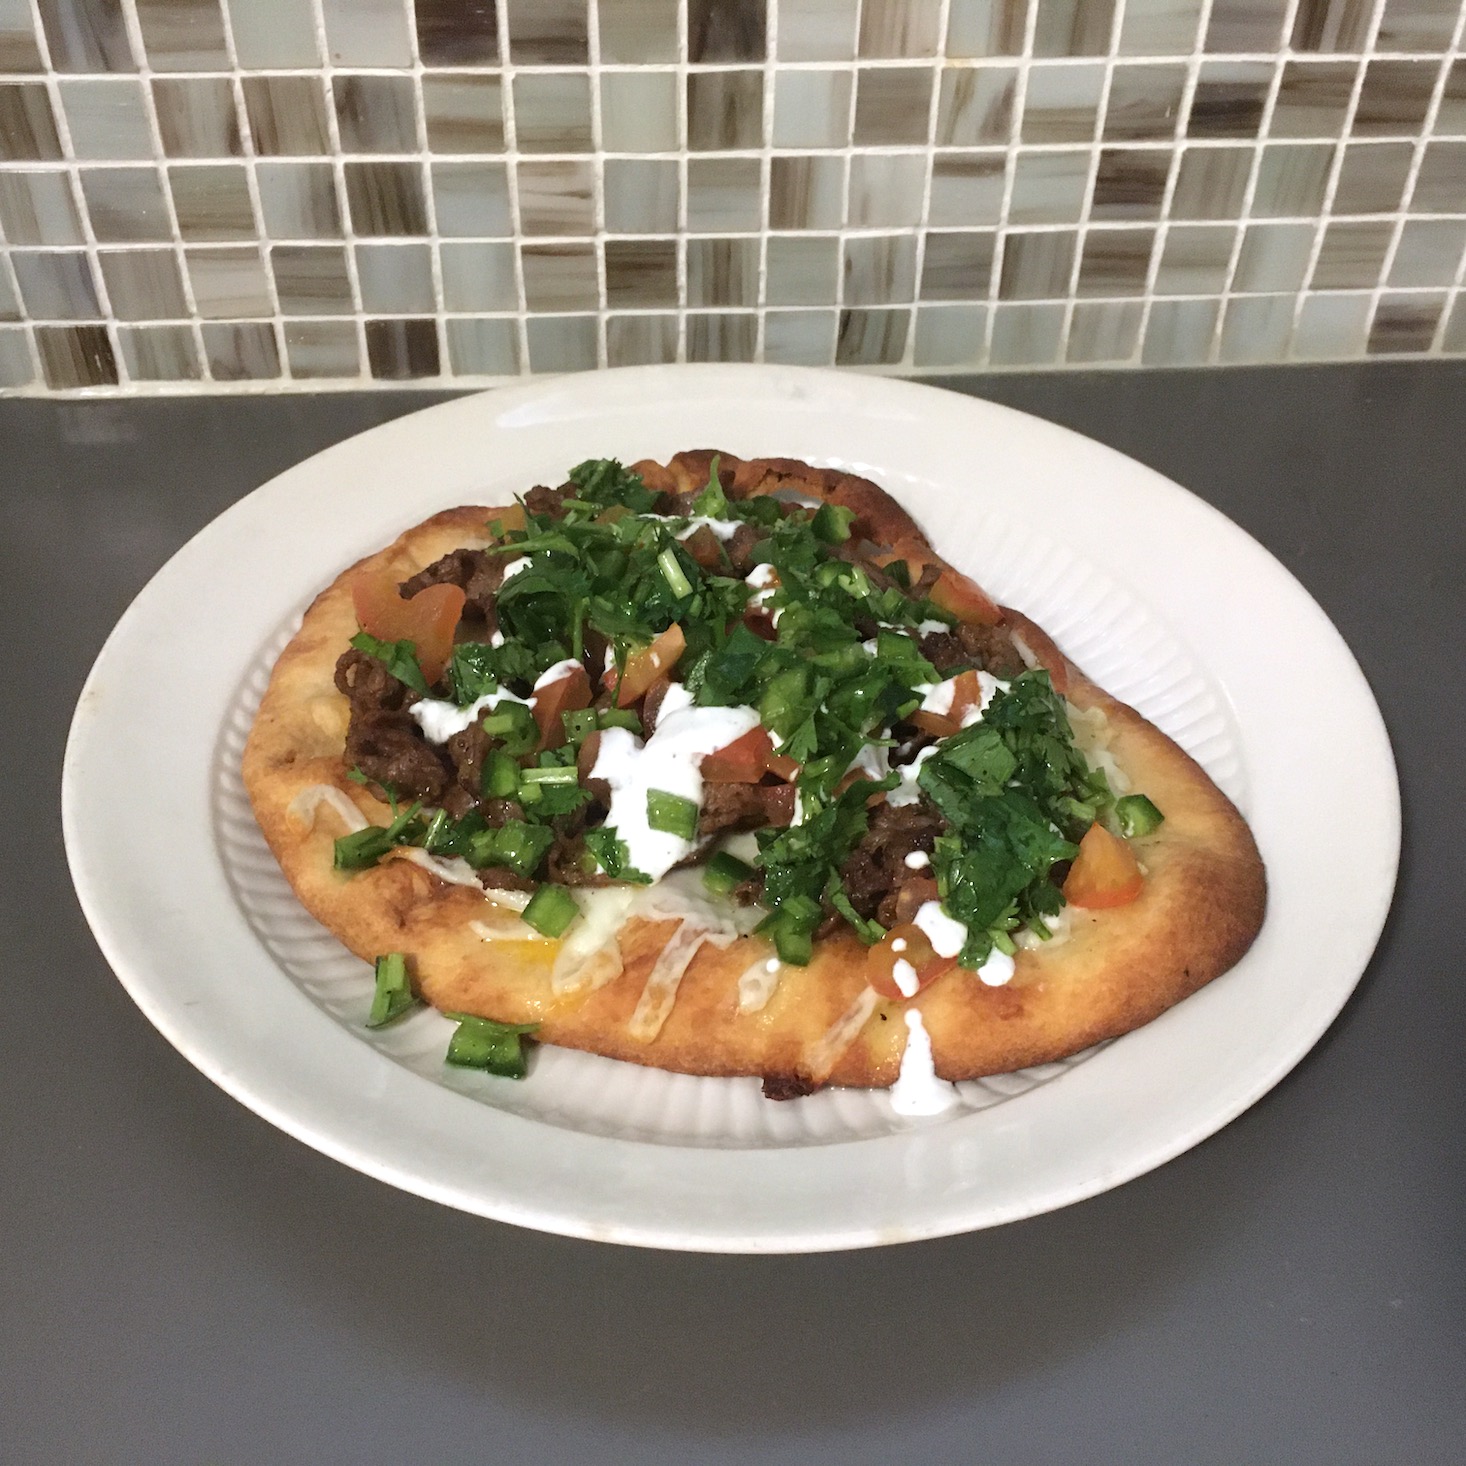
[1252,143,1334,218]
[202,320,279,380]
[836,307,908,364]
[1291,0,1374,52]
[416,0,500,66]
[599,0,678,63]
[13,249,100,318]
[514,72,593,152]
[777,0,860,61]
[1410,140,1466,213]
[998,229,1076,298]
[1389,219,1466,287]
[1154,224,1235,294]
[687,156,761,232]
[1103,64,1186,143]
[1331,142,1412,214]
[170,163,255,241]
[989,300,1063,364]
[1292,292,1370,359]
[441,240,517,310]
[284,319,360,379]
[1442,293,1466,352]
[243,76,331,156]
[120,323,201,380]
[345,161,428,236]
[847,154,927,228]
[422,75,505,153]
[0,82,59,159]
[1270,61,1356,139]
[272,243,354,314]
[604,158,679,232]
[764,309,838,366]
[687,312,757,363]
[605,238,678,308]
[36,323,116,386]
[1170,146,1252,219]
[0,261,17,319]
[1009,149,1087,224]
[1375,0,1458,52]
[920,231,996,300]
[769,154,846,229]
[1067,300,1142,364]
[367,318,441,379]
[448,317,521,374]
[36,0,134,72]
[59,77,152,159]
[81,167,172,243]
[1218,294,1294,363]
[1436,59,1466,135]
[1091,150,1170,221]
[1353,60,1440,137]
[929,151,1006,226]
[135,0,228,70]
[1017,63,1101,144]
[601,72,679,152]
[856,66,936,145]
[1204,0,1289,52]
[98,248,187,320]
[912,303,986,366]
[526,313,596,370]
[1232,221,1314,291]
[0,0,43,74]
[257,161,342,238]
[1312,219,1394,289]
[0,171,82,246]
[1033,0,1115,56]
[1187,62,1270,139]
[434,160,512,236]
[606,313,678,367]
[1075,227,1155,296]
[766,236,840,306]
[688,70,764,151]
[505,0,589,65]
[938,65,1017,146]
[858,0,942,57]
[186,244,272,317]
[359,241,435,312]
[522,242,598,310]
[154,77,240,158]
[948,0,1030,57]
[1142,298,1220,366]
[772,68,852,149]
[515,158,595,235]
[334,75,418,155]
[843,234,917,305]
[689,0,766,60]
[687,236,758,307]
[1368,292,1445,354]
[1118,0,1203,54]
[229,0,319,68]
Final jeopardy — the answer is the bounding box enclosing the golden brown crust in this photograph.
[243,455,1266,1092]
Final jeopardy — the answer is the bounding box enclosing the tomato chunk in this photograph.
[910,669,983,738]
[531,665,591,750]
[867,924,956,1001]
[612,624,687,707]
[702,726,774,783]
[1062,822,1144,909]
[352,570,465,684]
[875,537,1002,628]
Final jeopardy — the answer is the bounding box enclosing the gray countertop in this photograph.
[4,365,1462,1465]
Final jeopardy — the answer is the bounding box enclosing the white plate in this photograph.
[63,366,1399,1253]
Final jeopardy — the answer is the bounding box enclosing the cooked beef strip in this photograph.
[724,522,763,575]
[547,832,607,887]
[399,546,507,622]
[698,781,771,836]
[334,647,452,801]
[762,1073,820,1101]
[837,800,946,921]
[522,481,576,518]
[479,866,536,894]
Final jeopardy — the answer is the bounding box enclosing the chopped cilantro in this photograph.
[350,631,430,695]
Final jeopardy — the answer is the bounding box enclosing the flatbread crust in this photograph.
[243,453,1266,1092]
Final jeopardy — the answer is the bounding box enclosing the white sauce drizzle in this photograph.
[890,1010,960,1117]
[673,516,744,542]
[500,555,531,580]
[977,948,1017,987]
[737,956,783,1014]
[891,958,920,998]
[903,850,930,870]
[913,900,967,959]
[533,657,585,690]
[410,686,529,744]
[911,670,1008,724]
[887,745,938,807]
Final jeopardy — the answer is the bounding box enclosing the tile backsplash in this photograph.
[0,0,1463,392]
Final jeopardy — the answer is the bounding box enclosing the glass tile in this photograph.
[59,78,152,160]
[768,154,845,229]
[688,70,764,151]
[1204,0,1290,52]
[1441,292,1466,352]
[1091,149,1170,221]
[929,151,1006,226]
[120,323,201,380]
[1075,228,1155,296]
[1368,292,1445,353]
[604,238,678,308]
[1290,0,1373,51]
[1170,146,1251,219]
[80,167,172,243]
[1311,219,1393,288]
[135,0,228,70]
[858,0,942,58]
[1218,294,1294,363]
[154,77,241,158]
[358,242,435,312]
[1187,62,1271,139]
[1389,220,1466,288]
[1117,0,1203,55]
[599,0,680,64]
[687,157,761,232]
[0,327,33,387]
[1067,299,1142,363]
[763,309,837,366]
[526,313,597,370]
[1292,292,1371,359]
[434,160,513,236]
[13,249,100,318]
[856,66,935,145]
[835,307,906,364]
[604,159,679,233]
[243,77,331,156]
[920,230,996,300]
[186,245,272,317]
[366,318,441,379]
[99,247,187,319]
[228,0,318,68]
[201,320,279,379]
[448,317,520,374]
[1033,0,1116,57]
[36,323,116,386]
[1251,143,1333,218]
[0,0,43,74]
[320,0,412,68]
[772,68,852,150]
[257,161,342,239]
[766,236,840,306]
[1436,59,1466,136]
[1353,60,1440,137]
[938,64,1017,147]
[506,0,590,65]
[284,319,360,379]
[689,0,766,60]
[913,303,986,366]
[0,81,60,158]
[847,154,927,228]
[1411,142,1466,213]
[334,75,418,155]
[344,160,429,236]
[1153,224,1235,294]
[169,163,255,241]
[778,0,859,61]
[36,0,135,73]
[422,76,506,154]
[601,72,679,152]
[686,236,758,307]
[1142,298,1220,365]
[843,234,917,304]
[606,313,677,366]
[0,259,16,319]
[1332,142,1412,214]
[416,0,500,65]
[1232,221,1314,291]
[521,242,598,310]
[272,243,354,314]
[1375,0,1458,52]
[998,230,1076,298]
[1270,61,1356,140]
[1008,150,1088,225]
[989,301,1063,364]
[1103,65,1186,143]
[514,73,593,153]
[948,0,1030,58]
[687,311,757,362]
[515,159,595,235]
[0,170,81,245]
[1017,63,1100,144]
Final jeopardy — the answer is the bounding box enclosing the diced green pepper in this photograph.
[1115,793,1165,838]
[521,882,580,938]
[444,1013,539,1077]
[703,850,756,896]
[366,952,417,1028]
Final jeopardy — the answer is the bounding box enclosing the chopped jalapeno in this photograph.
[521,883,579,938]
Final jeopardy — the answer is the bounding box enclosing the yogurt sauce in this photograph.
[410,686,529,743]
[889,1009,960,1117]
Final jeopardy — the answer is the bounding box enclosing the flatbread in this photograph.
[243,453,1265,1092]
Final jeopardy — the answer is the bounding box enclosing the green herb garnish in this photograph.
[444,1013,539,1077]
[367,952,417,1028]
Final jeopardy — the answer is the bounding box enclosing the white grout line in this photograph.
[495,0,534,377]
[675,0,689,362]
[900,0,952,372]
[587,0,609,369]
[403,5,450,382]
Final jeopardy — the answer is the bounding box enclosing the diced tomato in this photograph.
[1062,822,1144,908]
[701,726,774,783]
[611,624,687,707]
[352,570,465,684]
[760,784,796,827]
[874,536,1002,628]
[910,669,983,738]
[867,924,956,1001]
[743,607,779,641]
[767,749,800,781]
[576,730,601,783]
[531,665,591,751]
